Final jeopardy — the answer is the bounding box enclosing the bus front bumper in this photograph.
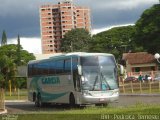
[81,92,119,104]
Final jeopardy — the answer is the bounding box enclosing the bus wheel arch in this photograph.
[69,92,75,107]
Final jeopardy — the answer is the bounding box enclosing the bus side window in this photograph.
[41,62,49,75]
[56,60,64,74]
[64,59,71,74]
[32,64,37,76]
[28,64,33,77]
[48,61,56,75]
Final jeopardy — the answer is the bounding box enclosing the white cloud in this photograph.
[8,37,42,54]
[97,0,158,10]
[91,23,135,35]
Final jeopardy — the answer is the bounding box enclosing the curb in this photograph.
[5,100,28,102]
[120,94,160,96]
[0,109,7,114]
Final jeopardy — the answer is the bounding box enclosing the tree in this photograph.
[0,44,35,89]
[0,54,14,89]
[16,35,21,66]
[91,26,135,61]
[61,28,92,52]
[1,30,7,46]
[134,4,160,54]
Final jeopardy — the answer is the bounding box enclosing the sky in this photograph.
[0,0,159,54]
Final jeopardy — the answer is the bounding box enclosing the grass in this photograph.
[1,103,160,120]
[5,89,27,100]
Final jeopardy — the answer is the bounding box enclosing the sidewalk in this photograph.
[0,100,28,114]
[5,100,28,102]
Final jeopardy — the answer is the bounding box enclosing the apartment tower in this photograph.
[40,0,91,54]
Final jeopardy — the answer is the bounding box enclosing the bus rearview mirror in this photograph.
[120,65,124,75]
[78,65,82,75]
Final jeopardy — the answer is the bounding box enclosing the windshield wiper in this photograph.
[92,75,98,91]
[101,73,111,90]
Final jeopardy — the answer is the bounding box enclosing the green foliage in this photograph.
[21,50,35,64]
[1,30,7,46]
[91,26,135,61]
[0,44,35,65]
[134,4,160,54]
[61,28,92,52]
[16,77,27,89]
[0,44,35,89]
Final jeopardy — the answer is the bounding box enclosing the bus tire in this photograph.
[36,93,43,107]
[35,93,39,107]
[69,93,75,107]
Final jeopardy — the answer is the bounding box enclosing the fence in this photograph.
[119,80,160,94]
[0,89,5,110]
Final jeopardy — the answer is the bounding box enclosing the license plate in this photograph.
[99,98,105,101]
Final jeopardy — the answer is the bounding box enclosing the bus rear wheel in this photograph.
[35,93,43,107]
[69,93,75,107]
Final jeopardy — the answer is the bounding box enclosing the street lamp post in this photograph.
[154,53,160,63]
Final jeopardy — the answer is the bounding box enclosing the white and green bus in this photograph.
[27,52,122,107]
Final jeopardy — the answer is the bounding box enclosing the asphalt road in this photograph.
[5,95,160,114]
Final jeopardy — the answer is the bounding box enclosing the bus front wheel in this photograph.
[69,93,75,107]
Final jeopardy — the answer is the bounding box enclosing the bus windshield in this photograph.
[80,55,118,91]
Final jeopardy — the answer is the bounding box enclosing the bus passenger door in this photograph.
[73,70,81,92]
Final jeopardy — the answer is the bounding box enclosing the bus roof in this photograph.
[28,52,114,64]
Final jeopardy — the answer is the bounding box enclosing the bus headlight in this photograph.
[83,91,92,96]
[112,91,119,96]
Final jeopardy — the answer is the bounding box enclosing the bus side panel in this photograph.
[28,75,75,104]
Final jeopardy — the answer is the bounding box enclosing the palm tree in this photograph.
[0,54,17,90]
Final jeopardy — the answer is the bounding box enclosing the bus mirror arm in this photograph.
[77,65,82,75]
